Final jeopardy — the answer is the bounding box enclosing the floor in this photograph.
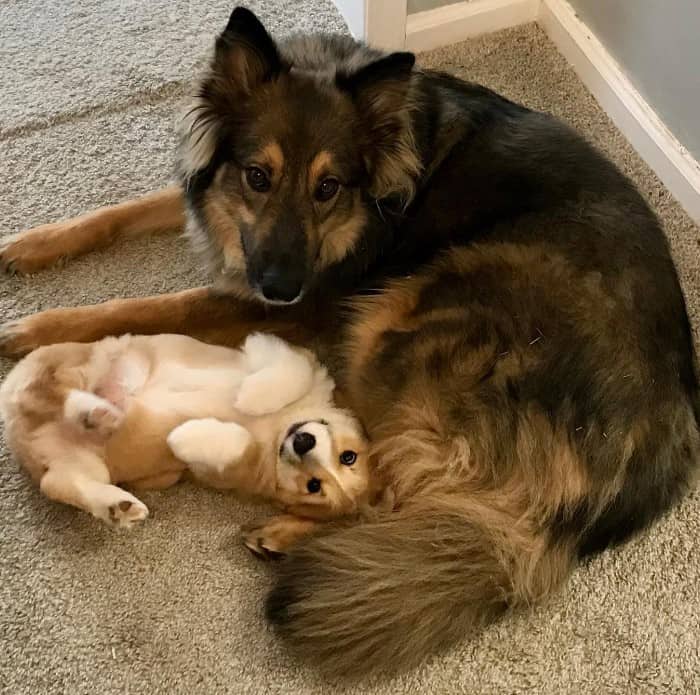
[0,2,698,693]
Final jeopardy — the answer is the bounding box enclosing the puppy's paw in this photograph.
[83,404,124,436]
[65,390,124,437]
[167,419,252,471]
[107,498,149,529]
[91,489,149,529]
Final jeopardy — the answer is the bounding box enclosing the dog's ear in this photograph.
[337,51,415,106]
[337,52,420,204]
[178,8,282,180]
[215,7,282,93]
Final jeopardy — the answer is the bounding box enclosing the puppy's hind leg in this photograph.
[40,450,149,528]
[64,389,124,437]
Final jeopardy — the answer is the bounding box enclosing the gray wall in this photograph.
[569,0,700,161]
[408,0,464,14]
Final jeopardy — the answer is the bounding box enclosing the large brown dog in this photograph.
[0,6,698,679]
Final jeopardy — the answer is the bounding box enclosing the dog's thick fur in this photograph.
[0,332,371,541]
[0,6,698,679]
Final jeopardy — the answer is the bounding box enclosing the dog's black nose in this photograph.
[259,267,303,303]
[293,431,316,456]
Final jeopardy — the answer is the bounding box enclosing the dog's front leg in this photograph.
[241,515,319,559]
[0,287,308,357]
[0,186,184,274]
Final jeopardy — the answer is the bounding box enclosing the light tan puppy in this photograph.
[0,332,373,553]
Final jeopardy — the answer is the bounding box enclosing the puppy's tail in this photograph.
[266,503,574,678]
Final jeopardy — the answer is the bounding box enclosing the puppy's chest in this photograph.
[150,365,246,417]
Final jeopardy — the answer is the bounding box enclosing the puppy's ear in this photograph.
[337,53,420,204]
[215,7,282,94]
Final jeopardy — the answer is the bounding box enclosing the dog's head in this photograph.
[180,7,419,304]
[274,408,371,518]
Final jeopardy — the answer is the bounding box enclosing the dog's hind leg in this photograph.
[39,450,149,528]
[0,186,184,275]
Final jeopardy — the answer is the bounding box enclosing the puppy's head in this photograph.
[179,7,419,305]
[274,408,370,519]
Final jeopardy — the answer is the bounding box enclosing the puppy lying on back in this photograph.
[0,332,373,547]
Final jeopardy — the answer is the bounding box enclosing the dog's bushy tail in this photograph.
[266,503,574,678]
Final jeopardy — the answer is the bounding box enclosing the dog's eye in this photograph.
[339,450,357,466]
[307,478,322,493]
[315,178,339,202]
[245,166,271,192]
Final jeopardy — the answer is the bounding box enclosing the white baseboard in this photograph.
[539,0,700,222]
[405,0,539,53]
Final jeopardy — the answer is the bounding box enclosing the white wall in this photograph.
[408,0,465,14]
[569,0,700,161]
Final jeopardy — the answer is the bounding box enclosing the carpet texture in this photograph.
[1,3,698,693]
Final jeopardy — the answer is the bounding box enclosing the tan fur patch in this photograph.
[344,277,427,399]
[257,141,284,179]
[369,120,422,205]
[308,150,333,187]
[318,193,367,267]
[202,187,245,272]
[514,409,590,514]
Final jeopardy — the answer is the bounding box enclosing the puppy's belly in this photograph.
[140,363,246,420]
[104,363,247,484]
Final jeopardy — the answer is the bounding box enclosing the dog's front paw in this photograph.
[0,310,72,357]
[0,223,76,275]
[0,232,44,275]
[0,318,37,358]
[241,516,317,560]
[242,521,287,560]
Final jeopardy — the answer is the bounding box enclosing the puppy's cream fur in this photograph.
[0,333,372,530]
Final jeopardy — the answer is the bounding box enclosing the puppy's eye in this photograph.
[339,450,357,466]
[315,177,339,202]
[245,166,271,192]
[307,478,322,494]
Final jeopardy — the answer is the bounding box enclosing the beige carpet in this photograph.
[1,3,698,693]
